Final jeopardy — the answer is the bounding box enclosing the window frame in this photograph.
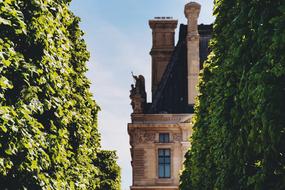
[159,133,170,143]
[158,148,171,178]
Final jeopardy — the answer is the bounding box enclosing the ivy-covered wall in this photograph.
[0,0,120,189]
[180,0,285,189]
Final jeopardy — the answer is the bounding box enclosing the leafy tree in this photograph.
[180,0,285,189]
[0,0,120,189]
[95,150,121,190]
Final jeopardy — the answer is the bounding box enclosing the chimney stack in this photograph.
[149,17,178,95]
[184,2,201,105]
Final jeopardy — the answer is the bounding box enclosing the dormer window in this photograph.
[159,133,170,143]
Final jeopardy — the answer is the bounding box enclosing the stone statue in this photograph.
[130,73,147,113]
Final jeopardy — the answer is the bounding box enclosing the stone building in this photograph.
[128,2,212,190]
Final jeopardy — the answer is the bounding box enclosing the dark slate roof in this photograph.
[147,24,212,114]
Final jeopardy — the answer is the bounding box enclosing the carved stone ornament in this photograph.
[173,133,182,142]
[143,132,156,142]
[130,129,156,145]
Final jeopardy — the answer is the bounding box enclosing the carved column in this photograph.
[184,2,201,105]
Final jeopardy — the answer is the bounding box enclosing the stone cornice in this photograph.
[149,19,178,30]
[131,114,193,124]
[128,123,180,130]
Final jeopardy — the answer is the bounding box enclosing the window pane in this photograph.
[165,134,169,142]
[165,164,170,178]
[165,157,170,164]
[164,149,170,156]
[159,134,164,142]
[159,165,164,177]
[159,157,164,164]
[158,149,164,156]
[159,133,170,143]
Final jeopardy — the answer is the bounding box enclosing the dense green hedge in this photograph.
[180,0,285,189]
[0,0,120,189]
[95,150,121,190]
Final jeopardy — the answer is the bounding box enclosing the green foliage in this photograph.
[180,0,285,189]
[95,150,121,190]
[0,0,121,189]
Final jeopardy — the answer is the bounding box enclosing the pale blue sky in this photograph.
[70,1,214,189]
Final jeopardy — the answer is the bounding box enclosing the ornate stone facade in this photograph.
[128,114,192,190]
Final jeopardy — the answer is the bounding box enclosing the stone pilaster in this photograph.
[184,2,201,105]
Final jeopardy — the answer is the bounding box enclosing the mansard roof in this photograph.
[147,24,212,114]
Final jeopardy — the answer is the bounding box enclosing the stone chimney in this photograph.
[184,2,201,105]
[149,17,178,95]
